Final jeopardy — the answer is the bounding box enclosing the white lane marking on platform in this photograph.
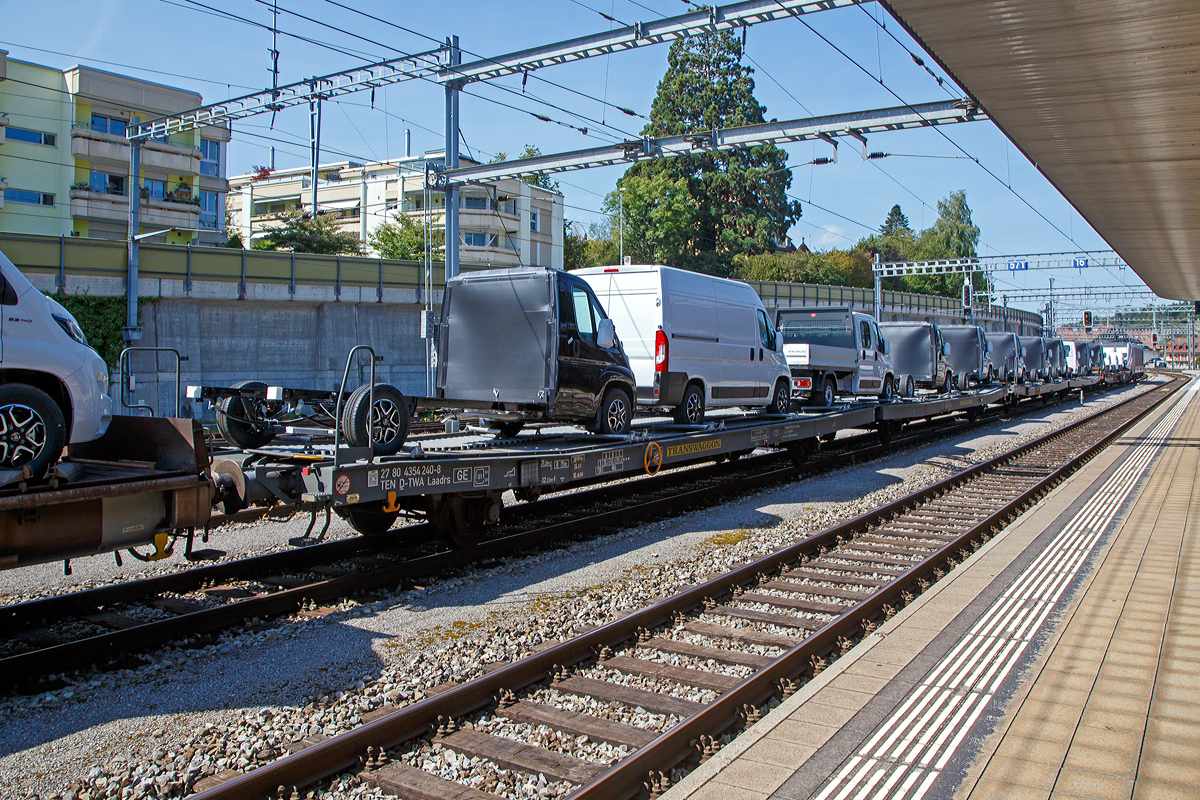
[811,382,1197,800]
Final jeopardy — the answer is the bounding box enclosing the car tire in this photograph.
[673,383,705,424]
[598,387,632,435]
[0,384,66,479]
[767,378,791,415]
[216,380,278,450]
[879,375,894,402]
[904,375,915,398]
[818,377,836,407]
[342,383,410,455]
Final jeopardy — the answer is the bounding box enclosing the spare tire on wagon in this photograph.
[341,383,410,455]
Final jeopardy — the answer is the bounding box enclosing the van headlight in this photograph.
[53,313,89,346]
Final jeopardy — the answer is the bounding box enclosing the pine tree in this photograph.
[625,28,801,274]
[880,204,911,237]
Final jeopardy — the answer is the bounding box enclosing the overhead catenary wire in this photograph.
[0,39,259,91]
[239,0,640,142]
[772,0,1087,251]
[312,0,648,122]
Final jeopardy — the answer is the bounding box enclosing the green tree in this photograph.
[488,145,560,193]
[254,208,361,255]
[734,249,873,287]
[854,191,980,298]
[626,28,801,274]
[917,190,979,260]
[563,221,594,270]
[880,204,911,238]
[600,171,699,265]
[369,215,444,261]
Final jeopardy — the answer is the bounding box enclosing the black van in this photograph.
[436,267,637,435]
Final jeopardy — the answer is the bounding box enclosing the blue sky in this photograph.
[0,0,1157,316]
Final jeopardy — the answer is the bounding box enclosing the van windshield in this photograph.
[777,310,855,348]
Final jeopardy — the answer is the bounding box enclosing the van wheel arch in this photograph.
[674,379,706,424]
[0,369,74,440]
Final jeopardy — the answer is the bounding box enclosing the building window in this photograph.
[530,209,540,233]
[199,191,218,229]
[90,114,126,137]
[200,139,220,176]
[460,231,494,247]
[4,189,55,207]
[90,171,127,196]
[6,126,56,147]
[143,179,166,200]
[462,196,488,210]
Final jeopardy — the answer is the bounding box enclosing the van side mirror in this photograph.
[986,342,993,354]
[597,318,616,349]
[881,338,890,355]
[942,342,951,357]
[1021,347,1027,357]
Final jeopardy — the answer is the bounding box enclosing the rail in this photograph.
[185,376,1177,800]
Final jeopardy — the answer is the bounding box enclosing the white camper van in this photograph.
[0,249,112,477]
[575,264,791,423]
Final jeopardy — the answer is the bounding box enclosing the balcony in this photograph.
[70,188,128,223]
[71,126,201,174]
[461,242,522,269]
[0,113,7,146]
[69,189,199,229]
[0,178,7,209]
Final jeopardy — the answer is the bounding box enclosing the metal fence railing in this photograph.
[0,231,1040,326]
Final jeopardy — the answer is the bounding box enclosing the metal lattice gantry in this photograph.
[128,0,862,140]
[437,100,984,185]
[442,0,862,83]
[875,250,1129,279]
[129,48,448,141]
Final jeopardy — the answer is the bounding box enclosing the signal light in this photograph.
[1083,310,1093,330]
[654,329,668,372]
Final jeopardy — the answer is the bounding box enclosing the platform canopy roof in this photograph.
[882,0,1200,301]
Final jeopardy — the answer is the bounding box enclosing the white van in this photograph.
[0,249,112,478]
[575,264,791,423]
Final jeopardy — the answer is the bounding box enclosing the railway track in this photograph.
[0,380,1127,690]
[184,375,1182,800]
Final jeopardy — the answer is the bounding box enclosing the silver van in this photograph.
[0,250,112,478]
[775,307,895,405]
[576,264,791,422]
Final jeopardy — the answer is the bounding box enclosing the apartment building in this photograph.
[0,50,230,245]
[226,151,563,269]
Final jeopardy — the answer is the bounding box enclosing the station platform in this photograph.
[666,378,1200,800]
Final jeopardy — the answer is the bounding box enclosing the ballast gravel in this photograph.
[0,383,1156,799]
